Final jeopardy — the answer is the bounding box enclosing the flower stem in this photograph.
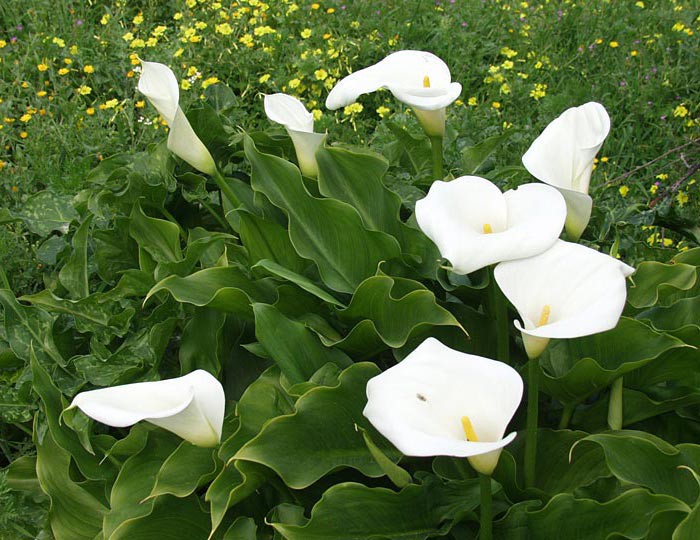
[558,402,575,430]
[212,169,242,209]
[524,356,539,488]
[430,136,443,179]
[607,376,624,431]
[201,199,230,231]
[488,267,510,365]
[479,474,493,540]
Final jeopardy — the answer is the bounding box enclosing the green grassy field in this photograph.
[0,0,698,536]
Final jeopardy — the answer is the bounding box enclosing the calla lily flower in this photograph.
[522,102,610,240]
[137,60,217,176]
[363,337,523,476]
[68,370,225,447]
[494,240,635,359]
[415,176,567,275]
[325,50,462,137]
[264,93,326,177]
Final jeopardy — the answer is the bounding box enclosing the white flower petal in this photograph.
[557,188,593,241]
[168,108,217,176]
[326,50,459,111]
[288,128,325,177]
[415,177,566,274]
[522,102,610,194]
[264,93,314,133]
[391,82,463,111]
[137,61,180,125]
[69,370,225,447]
[363,337,523,475]
[494,240,634,341]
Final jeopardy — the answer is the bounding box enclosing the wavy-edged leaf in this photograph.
[148,441,219,499]
[146,266,276,318]
[235,362,400,489]
[253,259,345,307]
[223,516,258,540]
[58,215,92,299]
[627,260,697,309]
[253,303,351,385]
[244,135,401,293]
[538,317,686,405]
[494,488,689,539]
[270,475,481,540]
[14,189,78,236]
[129,201,182,263]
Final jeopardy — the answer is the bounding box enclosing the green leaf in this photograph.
[179,307,227,375]
[36,427,107,540]
[148,441,219,499]
[495,489,689,539]
[6,456,43,496]
[461,131,513,175]
[253,259,345,307]
[146,266,276,318]
[271,475,481,540]
[235,362,401,489]
[538,317,686,405]
[361,428,412,489]
[14,190,78,236]
[58,216,92,299]
[627,260,697,308]
[244,135,401,293]
[572,431,700,504]
[223,517,258,540]
[129,201,182,263]
[253,303,351,384]
[385,120,432,175]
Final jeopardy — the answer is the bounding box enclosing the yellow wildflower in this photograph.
[502,60,514,70]
[376,105,390,118]
[130,38,146,48]
[20,132,28,139]
[202,77,219,89]
[343,103,363,115]
[77,85,92,95]
[173,12,183,20]
[70,45,78,55]
[239,34,254,47]
[135,100,145,108]
[673,105,688,118]
[0,40,6,48]
[52,37,65,47]
[216,23,233,35]
[492,101,501,109]
[314,69,328,80]
[259,73,271,83]
[650,184,658,194]
[100,14,110,25]
[677,191,689,206]
[288,78,301,89]
[20,114,31,123]
[635,1,644,7]
[618,185,629,197]
[195,21,208,30]
[311,3,320,9]
[104,99,119,109]
[609,41,619,48]
[468,97,478,106]
[529,83,547,100]
[312,109,323,121]
[58,68,70,76]
[36,91,47,97]
[181,79,192,90]
[38,62,50,72]
[133,13,144,25]
[122,32,134,42]
[83,65,94,74]
[301,28,312,39]
[656,173,669,180]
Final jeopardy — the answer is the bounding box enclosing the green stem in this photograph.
[524,356,540,488]
[201,199,230,230]
[558,403,575,430]
[12,422,33,437]
[213,169,241,209]
[479,474,493,540]
[488,267,510,364]
[430,136,443,179]
[608,377,624,431]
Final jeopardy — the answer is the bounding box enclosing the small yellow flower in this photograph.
[239,34,254,47]
[100,13,110,25]
[20,114,31,123]
[145,37,158,47]
[83,65,94,74]
[312,109,323,121]
[314,69,328,81]
[631,50,638,57]
[86,107,95,115]
[69,45,78,55]
[173,12,183,20]
[650,184,658,194]
[77,85,92,96]
[58,67,70,76]
[376,105,390,118]
[52,37,65,48]
[677,191,689,206]
[37,62,49,72]
[201,77,219,89]
[195,21,208,30]
[258,73,271,83]
[301,28,312,39]
[618,185,629,197]
[500,83,511,95]
[492,101,501,109]
[502,60,514,70]
[350,20,360,29]
[36,90,47,97]
[64,58,72,65]
[174,48,184,58]
[0,40,6,48]
[130,38,146,48]
[609,41,619,48]
[152,26,167,37]
[122,32,134,42]
[534,60,543,69]
[20,132,28,139]
[181,79,191,90]
[343,103,363,115]
[311,3,320,9]
[126,70,135,78]
[288,78,301,89]
[672,22,685,32]
[673,105,689,118]
[529,83,547,100]
[600,156,609,163]
[468,97,478,106]
[656,173,668,180]
[135,100,145,108]
[635,1,644,7]
[104,99,119,109]
[595,38,603,44]
[216,23,233,35]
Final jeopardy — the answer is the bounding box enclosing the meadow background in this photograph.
[0,0,698,536]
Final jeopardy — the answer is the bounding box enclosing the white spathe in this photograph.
[137,60,217,176]
[325,50,462,137]
[522,102,610,240]
[68,370,225,447]
[264,93,325,177]
[415,176,567,275]
[363,337,523,476]
[494,240,635,359]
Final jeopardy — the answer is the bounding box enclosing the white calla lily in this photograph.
[494,240,635,359]
[522,102,610,240]
[325,50,462,137]
[68,370,225,447]
[363,337,523,475]
[264,93,326,177]
[415,176,566,275]
[137,60,217,176]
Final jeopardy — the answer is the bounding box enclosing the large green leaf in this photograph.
[14,190,78,236]
[146,266,276,318]
[235,362,400,489]
[244,135,401,293]
[461,131,513,175]
[148,441,219,499]
[494,489,688,539]
[538,317,686,405]
[36,427,108,540]
[627,260,697,309]
[253,303,351,385]
[58,215,92,299]
[271,475,481,540]
[179,307,227,375]
[253,259,345,307]
[129,201,182,263]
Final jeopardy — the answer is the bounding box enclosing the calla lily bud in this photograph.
[363,337,523,476]
[264,93,326,177]
[325,50,462,137]
[522,102,610,240]
[137,60,217,176]
[68,370,225,447]
[494,240,635,359]
[415,176,567,275]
